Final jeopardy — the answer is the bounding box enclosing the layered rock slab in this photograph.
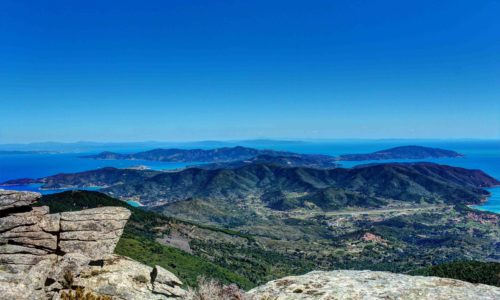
[59,207,131,259]
[248,270,500,300]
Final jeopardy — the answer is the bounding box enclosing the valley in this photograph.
[37,190,500,289]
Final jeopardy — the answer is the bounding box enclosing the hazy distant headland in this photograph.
[338,145,464,161]
[0,150,60,155]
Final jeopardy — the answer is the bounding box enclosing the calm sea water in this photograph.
[1,140,498,213]
[0,152,196,183]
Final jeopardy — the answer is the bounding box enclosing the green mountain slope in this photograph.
[3,167,160,189]
[107,162,497,207]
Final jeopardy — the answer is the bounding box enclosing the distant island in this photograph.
[82,146,339,169]
[81,145,464,169]
[338,145,463,161]
[82,146,292,162]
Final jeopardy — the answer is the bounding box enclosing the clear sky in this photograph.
[1,0,499,143]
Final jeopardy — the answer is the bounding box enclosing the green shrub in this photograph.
[410,260,500,287]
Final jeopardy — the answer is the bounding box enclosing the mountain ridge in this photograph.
[4,162,497,211]
[104,162,500,207]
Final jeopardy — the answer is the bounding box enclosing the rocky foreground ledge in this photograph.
[0,190,185,299]
[248,270,500,300]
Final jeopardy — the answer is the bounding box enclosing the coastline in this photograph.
[125,200,144,207]
[469,187,500,214]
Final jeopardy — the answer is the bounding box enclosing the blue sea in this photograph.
[1,140,498,213]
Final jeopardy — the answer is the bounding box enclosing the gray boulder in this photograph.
[152,265,185,296]
[248,270,500,300]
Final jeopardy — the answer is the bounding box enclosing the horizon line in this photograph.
[1,137,499,146]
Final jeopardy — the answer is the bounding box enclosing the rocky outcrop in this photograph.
[248,270,500,300]
[58,207,131,259]
[0,189,185,299]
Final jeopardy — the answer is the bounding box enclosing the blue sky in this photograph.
[1,0,499,142]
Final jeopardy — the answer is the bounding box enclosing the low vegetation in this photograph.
[116,233,253,288]
[410,261,500,287]
[60,288,112,300]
